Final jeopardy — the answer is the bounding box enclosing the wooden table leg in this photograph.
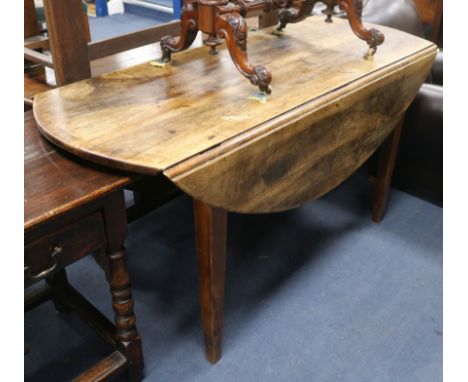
[106,247,143,381]
[193,199,227,364]
[46,269,71,315]
[372,117,404,223]
[103,193,144,381]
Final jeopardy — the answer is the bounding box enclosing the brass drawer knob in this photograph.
[24,245,62,280]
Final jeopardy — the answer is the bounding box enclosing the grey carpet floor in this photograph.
[24,170,442,381]
[88,13,163,41]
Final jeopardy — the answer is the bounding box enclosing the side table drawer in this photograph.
[25,211,107,286]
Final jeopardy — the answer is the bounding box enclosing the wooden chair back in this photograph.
[24,0,280,88]
[24,0,40,38]
[24,0,180,87]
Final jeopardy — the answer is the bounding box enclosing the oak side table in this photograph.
[24,111,143,380]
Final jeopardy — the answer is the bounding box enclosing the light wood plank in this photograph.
[24,35,50,50]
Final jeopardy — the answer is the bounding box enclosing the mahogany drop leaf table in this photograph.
[33,17,436,363]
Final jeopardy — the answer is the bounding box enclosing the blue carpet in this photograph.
[141,0,174,8]
[88,13,165,41]
[24,170,442,381]
[123,3,176,23]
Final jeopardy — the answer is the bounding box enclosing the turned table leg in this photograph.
[372,118,404,223]
[106,247,143,381]
[103,192,144,381]
[193,199,227,364]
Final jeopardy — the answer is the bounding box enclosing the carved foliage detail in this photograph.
[160,2,198,61]
[226,14,248,51]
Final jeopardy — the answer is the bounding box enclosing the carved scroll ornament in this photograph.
[160,0,384,93]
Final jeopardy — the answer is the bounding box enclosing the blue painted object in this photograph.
[172,0,182,19]
[95,0,109,17]
[124,2,175,23]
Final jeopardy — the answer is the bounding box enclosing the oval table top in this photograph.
[33,17,436,213]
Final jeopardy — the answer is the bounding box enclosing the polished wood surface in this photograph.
[24,66,56,101]
[24,111,134,230]
[34,18,435,213]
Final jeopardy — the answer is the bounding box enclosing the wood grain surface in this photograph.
[24,111,134,230]
[169,48,434,212]
[34,18,436,212]
[24,0,40,38]
[43,0,92,85]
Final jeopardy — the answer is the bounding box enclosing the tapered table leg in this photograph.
[193,199,227,364]
[372,118,404,223]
